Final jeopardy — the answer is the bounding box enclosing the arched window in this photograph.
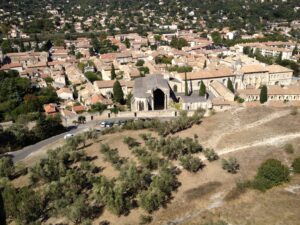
[173,85,178,93]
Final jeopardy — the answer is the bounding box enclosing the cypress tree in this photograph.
[260,85,268,104]
[227,79,234,93]
[111,64,116,80]
[184,72,189,96]
[292,45,298,56]
[199,81,206,96]
[113,80,124,104]
[0,190,6,225]
[203,60,207,69]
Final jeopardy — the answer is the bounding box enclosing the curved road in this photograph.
[7,117,173,163]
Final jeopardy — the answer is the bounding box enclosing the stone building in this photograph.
[131,74,171,111]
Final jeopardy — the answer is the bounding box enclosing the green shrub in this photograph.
[284,143,294,154]
[221,157,239,174]
[139,214,153,224]
[292,157,300,173]
[203,148,219,161]
[180,154,204,173]
[252,159,290,191]
[0,157,14,178]
[123,137,140,149]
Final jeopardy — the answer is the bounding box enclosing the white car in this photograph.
[64,133,74,139]
[100,121,106,128]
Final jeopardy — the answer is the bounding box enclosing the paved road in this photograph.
[8,117,173,162]
[8,120,99,163]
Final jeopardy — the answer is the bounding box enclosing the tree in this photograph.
[184,72,189,96]
[124,38,131,48]
[259,85,268,104]
[0,157,14,178]
[0,189,6,225]
[138,187,166,213]
[252,159,290,191]
[126,92,133,109]
[113,80,124,104]
[139,214,152,225]
[292,45,298,56]
[203,148,219,161]
[170,37,188,50]
[276,52,283,64]
[221,157,239,174]
[227,79,234,93]
[33,115,66,140]
[65,196,92,225]
[211,31,222,45]
[78,116,86,124]
[136,59,145,67]
[203,60,207,69]
[179,154,204,173]
[292,157,300,173]
[3,186,43,224]
[199,81,206,96]
[111,64,116,80]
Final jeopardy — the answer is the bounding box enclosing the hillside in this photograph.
[3,106,300,225]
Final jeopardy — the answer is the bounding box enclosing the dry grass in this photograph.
[14,106,300,225]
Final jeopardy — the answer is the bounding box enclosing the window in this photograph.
[173,85,178,92]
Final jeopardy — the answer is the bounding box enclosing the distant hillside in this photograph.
[0,0,299,35]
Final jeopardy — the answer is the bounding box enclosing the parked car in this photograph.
[100,121,106,128]
[105,121,114,128]
[64,133,74,139]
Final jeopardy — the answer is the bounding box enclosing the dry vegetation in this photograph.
[3,106,300,225]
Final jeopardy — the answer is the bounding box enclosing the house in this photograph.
[57,87,74,100]
[93,80,133,98]
[43,103,58,116]
[237,85,300,102]
[65,65,86,85]
[177,92,213,110]
[173,67,235,93]
[72,105,86,114]
[0,63,23,72]
[209,80,234,102]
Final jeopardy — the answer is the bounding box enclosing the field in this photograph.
[13,106,300,225]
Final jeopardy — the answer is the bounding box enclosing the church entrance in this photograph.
[153,89,165,110]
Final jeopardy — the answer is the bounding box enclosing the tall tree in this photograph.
[124,38,131,48]
[199,81,206,96]
[292,45,298,56]
[113,80,124,103]
[0,189,6,225]
[203,60,207,69]
[111,64,116,80]
[227,79,234,93]
[184,72,189,96]
[260,85,268,104]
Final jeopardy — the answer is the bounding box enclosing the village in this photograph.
[1,30,300,126]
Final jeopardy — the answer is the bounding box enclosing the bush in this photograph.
[0,157,14,178]
[292,157,300,173]
[138,187,166,213]
[284,143,294,154]
[221,157,239,174]
[123,137,140,149]
[252,159,290,191]
[203,148,219,161]
[180,154,204,173]
[139,214,152,224]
